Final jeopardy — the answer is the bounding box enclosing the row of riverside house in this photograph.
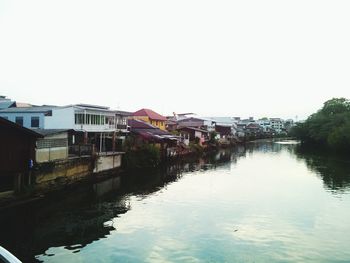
[0,95,293,198]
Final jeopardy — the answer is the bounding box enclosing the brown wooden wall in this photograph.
[0,126,36,174]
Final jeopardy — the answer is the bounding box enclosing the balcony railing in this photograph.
[116,124,127,130]
[69,144,93,157]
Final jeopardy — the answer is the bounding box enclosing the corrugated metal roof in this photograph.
[31,129,72,136]
[115,110,133,116]
[128,119,157,129]
[178,127,209,133]
[0,106,57,113]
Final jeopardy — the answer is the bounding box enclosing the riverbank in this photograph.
[0,138,290,210]
[2,141,350,262]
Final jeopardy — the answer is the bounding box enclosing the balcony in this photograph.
[116,124,127,130]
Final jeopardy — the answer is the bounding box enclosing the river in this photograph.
[1,140,350,262]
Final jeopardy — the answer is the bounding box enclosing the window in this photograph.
[15,116,23,126]
[1,116,8,120]
[75,113,84,124]
[31,117,39,128]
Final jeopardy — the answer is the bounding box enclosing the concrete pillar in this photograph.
[84,132,88,144]
[112,132,116,152]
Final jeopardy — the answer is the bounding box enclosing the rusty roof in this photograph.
[133,108,167,121]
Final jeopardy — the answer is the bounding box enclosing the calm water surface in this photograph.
[1,141,350,262]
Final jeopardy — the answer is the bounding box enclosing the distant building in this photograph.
[177,127,209,146]
[0,95,14,109]
[132,108,167,130]
[0,95,33,109]
[177,117,207,129]
[257,119,272,132]
[269,118,285,133]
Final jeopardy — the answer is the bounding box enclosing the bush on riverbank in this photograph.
[291,98,350,151]
[123,144,161,169]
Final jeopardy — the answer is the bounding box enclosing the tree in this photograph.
[321,98,350,116]
[292,97,350,152]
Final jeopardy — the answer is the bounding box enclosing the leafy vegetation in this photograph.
[123,136,161,169]
[291,98,350,151]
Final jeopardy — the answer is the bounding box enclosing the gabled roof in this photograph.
[128,119,177,142]
[32,129,73,136]
[0,117,43,138]
[133,109,166,121]
[177,117,206,123]
[128,119,158,129]
[178,127,209,134]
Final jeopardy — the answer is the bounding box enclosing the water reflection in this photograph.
[295,146,350,194]
[0,150,236,262]
[1,141,350,262]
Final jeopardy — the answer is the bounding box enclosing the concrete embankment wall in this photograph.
[93,154,122,173]
[33,157,93,192]
[33,153,123,193]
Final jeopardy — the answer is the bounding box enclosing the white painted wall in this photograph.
[36,147,68,163]
[93,154,122,173]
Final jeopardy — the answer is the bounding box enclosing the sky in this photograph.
[0,0,350,120]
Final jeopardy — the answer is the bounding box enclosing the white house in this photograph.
[257,119,272,132]
[269,118,285,133]
[0,104,129,132]
[0,104,130,152]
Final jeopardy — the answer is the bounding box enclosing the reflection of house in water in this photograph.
[0,176,130,262]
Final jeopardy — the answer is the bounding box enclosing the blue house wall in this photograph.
[0,112,45,129]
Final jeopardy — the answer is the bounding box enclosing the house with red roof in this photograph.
[132,108,167,131]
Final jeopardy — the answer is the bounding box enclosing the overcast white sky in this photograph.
[1,1,349,120]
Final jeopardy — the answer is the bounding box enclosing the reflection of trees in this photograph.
[295,145,350,193]
[244,141,297,155]
[0,181,130,262]
[2,142,313,262]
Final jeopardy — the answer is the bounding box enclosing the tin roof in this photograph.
[0,105,57,113]
[32,129,73,136]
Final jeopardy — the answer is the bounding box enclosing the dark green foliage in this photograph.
[209,131,218,144]
[123,144,161,169]
[291,98,350,151]
[189,142,204,154]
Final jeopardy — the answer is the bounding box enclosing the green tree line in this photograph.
[291,98,350,151]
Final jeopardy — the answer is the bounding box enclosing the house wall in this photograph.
[0,126,36,173]
[36,132,69,163]
[150,120,165,130]
[45,107,75,129]
[36,147,68,163]
[133,116,150,123]
[132,116,166,130]
[0,112,45,129]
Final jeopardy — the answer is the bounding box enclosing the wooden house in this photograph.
[0,117,42,193]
